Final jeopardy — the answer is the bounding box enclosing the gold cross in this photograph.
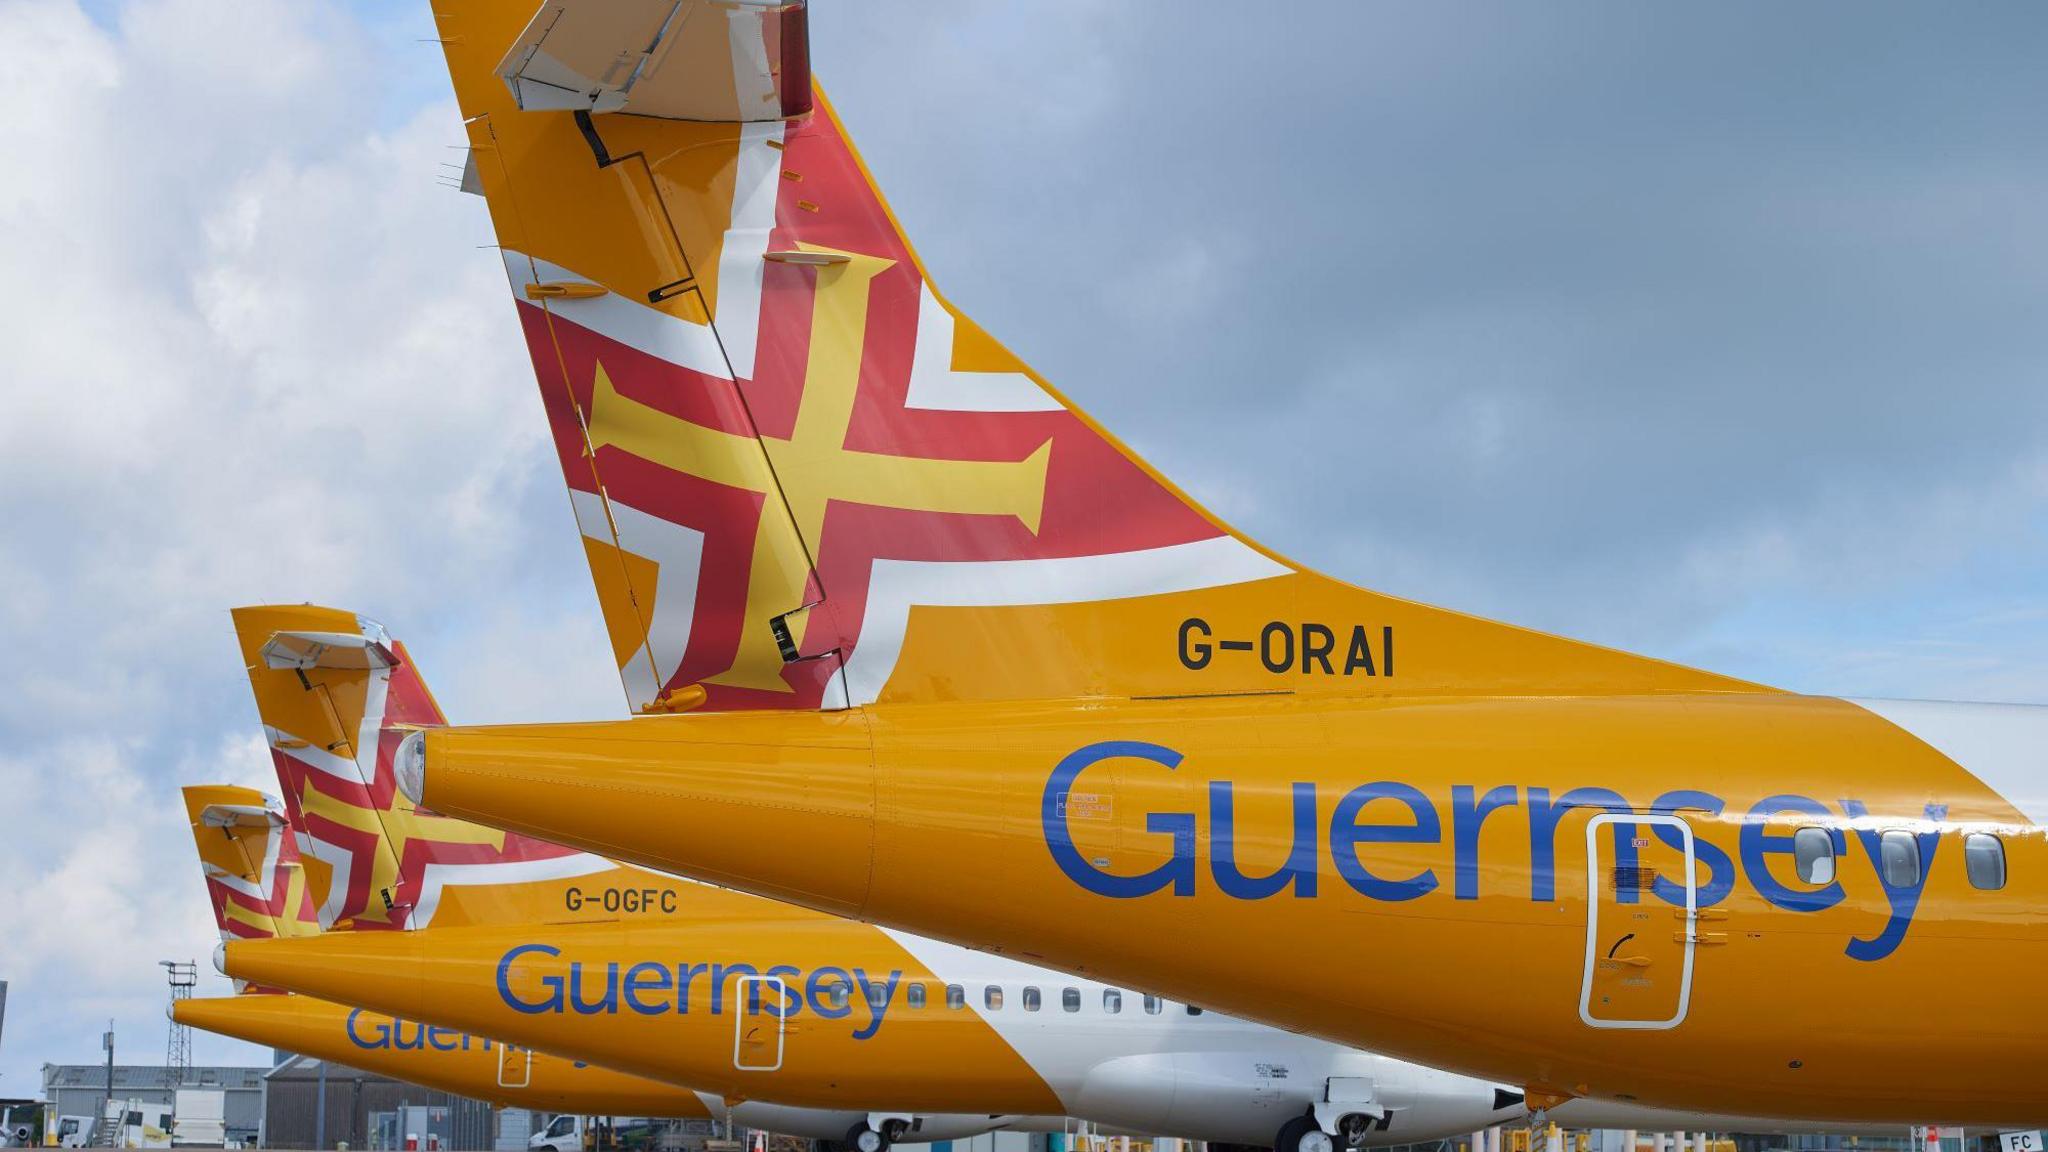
[293,785,511,924]
[585,246,1052,693]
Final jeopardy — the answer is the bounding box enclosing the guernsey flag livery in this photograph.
[233,605,684,931]
[182,784,320,944]
[440,0,1760,718]
[450,1,1286,715]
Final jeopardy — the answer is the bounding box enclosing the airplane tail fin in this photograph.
[434,1,1763,714]
[230,605,627,930]
[181,784,320,992]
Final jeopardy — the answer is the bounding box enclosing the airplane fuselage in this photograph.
[175,993,708,1118]
[227,906,1532,1148]
[409,689,2048,1124]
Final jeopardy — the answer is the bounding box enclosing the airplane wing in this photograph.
[497,0,810,122]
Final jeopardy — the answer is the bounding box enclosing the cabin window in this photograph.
[865,981,890,1009]
[1880,830,1922,888]
[1143,995,1163,1015]
[946,984,965,1010]
[1185,1004,1204,1016]
[1062,988,1081,1012]
[985,985,1004,1011]
[821,982,850,1011]
[905,982,927,1009]
[1022,986,1042,1012]
[1965,833,2007,891]
[1103,989,1123,1014]
[1792,826,1836,885]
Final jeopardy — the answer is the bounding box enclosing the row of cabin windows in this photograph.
[977,985,1202,1015]
[815,981,1203,1016]
[1789,828,2006,891]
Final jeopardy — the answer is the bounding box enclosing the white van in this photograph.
[530,1115,583,1152]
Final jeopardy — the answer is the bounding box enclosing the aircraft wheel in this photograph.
[845,1124,888,1152]
[1275,1116,1335,1152]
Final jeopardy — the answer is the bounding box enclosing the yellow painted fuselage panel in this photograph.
[414,690,2048,1124]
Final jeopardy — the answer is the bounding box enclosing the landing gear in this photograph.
[1275,1116,1336,1152]
[845,1119,911,1152]
[1336,1114,1374,1150]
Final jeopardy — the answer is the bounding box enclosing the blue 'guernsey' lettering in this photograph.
[496,945,904,1041]
[347,1008,495,1052]
[1042,740,1949,962]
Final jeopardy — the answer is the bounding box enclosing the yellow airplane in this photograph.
[180,772,1067,1148]
[220,606,1906,1152]
[393,0,2046,1128]
[175,783,713,1118]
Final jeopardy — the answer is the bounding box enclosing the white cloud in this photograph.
[0,738,263,1079]
[1677,453,2048,608]
[0,0,614,1086]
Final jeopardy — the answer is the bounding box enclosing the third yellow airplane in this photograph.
[176,783,715,1120]
[390,0,2046,1128]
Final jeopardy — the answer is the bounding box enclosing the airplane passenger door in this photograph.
[497,1044,533,1089]
[733,975,789,1072]
[1580,813,1697,1030]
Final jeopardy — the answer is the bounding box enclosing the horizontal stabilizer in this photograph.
[198,802,286,830]
[201,858,301,886]
[498,0,809,123]
[260,628,396,671]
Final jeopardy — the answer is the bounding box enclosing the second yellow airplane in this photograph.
[180,780,1067,1147]
[177,783,710,1119]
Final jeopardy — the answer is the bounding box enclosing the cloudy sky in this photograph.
[2,0,2045,1092]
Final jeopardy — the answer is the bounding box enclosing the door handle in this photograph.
[1675,931,1728,945]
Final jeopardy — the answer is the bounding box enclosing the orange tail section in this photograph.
[182,784,320,947]
[181,784,319,994]
[436,1,1762,718]
[232,604,694,930]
